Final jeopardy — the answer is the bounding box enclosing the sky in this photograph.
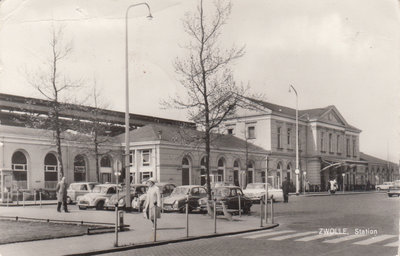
[0,0,399,163]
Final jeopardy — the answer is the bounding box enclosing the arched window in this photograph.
[217,158,225,182]
[200,157,206,185]
[286,163,292,181]
[247,161,254,184]
[74,155,87,182]
[12,151,28,189]
[44,153,58,188]
[276,162,283,189]
[100,155,111,167]
[182,157,191,185]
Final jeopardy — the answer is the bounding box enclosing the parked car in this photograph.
[104,184,148,210]
[77,184,119,210]
[376,182,394,191]
[198,186,252,214]
[131,183,176,211]
[387,185,400,197]
[67,182,99,204]
[243,183,283,202]
[162,185,207,212]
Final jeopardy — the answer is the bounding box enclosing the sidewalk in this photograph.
[290,190,383,197]
[0,205,278,256]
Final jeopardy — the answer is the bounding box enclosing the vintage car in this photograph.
[104,184,148,210]
[77,184,119,210]
[198,186,252,214]
[243,183,283,202]
[162,185,207,212]
[387,185,400,197]
[131,183,176,211]
[66,182,99,204]
[376,182,394,191]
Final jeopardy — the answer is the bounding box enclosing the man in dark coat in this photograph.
[56,177,69,212]
[282,177,290,203]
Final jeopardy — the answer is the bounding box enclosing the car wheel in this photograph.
[78,206,87,210]
[66,196,72,204]
[377,188,381,191]
[388,194,393,197]
[96,201,104,210]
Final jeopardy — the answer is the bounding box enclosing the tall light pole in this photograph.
[124,3,152,209]
[289,85,300,195]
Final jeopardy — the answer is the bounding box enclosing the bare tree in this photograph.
[166,0,247,199]
[26,26,81,178]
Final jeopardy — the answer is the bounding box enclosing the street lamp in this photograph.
[124,2,152,209]
[342,173,345,193]
[289,85,300,195]
[303,171,307,194]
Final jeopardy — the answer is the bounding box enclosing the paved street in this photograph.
[104,193,399,256]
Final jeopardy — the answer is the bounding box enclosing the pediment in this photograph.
[320,108,347,126]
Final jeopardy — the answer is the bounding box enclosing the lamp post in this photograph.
[124,3,152,208]
[303,171,307,194]
[289,85,300,195]
[342,173,345,193]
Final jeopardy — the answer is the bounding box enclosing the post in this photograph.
[238,194,241,217]
[342,173,345,193]
[23,192,25,208]
[161,194,164,213]
[16,190,19,206]
[213,198,217,234]
[39,191,42,208]
[289,85,300,195]
[260,195,263,227]
[34,189,36,205]
[271,195,274,224]
[153,204,157,242]
[114,204,119,247]
[186,193,189,237]
[265,161,269,224]
[6,190,9,207]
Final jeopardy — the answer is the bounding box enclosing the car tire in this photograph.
[377,188,381,191]
[66,196,72,204]
[96,201,104,210]
[78,206,87,210]
[388,194,393,197]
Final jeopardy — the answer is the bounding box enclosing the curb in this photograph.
[65,223,280,256]
[293,191,382,197]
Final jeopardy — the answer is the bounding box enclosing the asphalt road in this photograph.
[103,193,399,256]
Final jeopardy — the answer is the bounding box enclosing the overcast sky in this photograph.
[0,0,399,163]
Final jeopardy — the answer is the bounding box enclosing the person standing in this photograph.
[282,177,290,203]
[56,177,69,212]
[143,178,161,224]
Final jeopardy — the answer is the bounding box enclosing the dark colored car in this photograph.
[162,185,207,212]
[388,186,400,197]
[105,184,148,210]
[198,186,252,214]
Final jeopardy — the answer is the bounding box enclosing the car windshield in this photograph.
[92,186,109,193]
[246,184,265,189]
[214,188,231,197]
[171,187,190,195]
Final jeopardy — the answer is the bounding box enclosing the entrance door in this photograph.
[182,168,189,185]
[233,170,239,186]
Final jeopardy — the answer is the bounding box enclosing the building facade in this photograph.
[221,98,399,191]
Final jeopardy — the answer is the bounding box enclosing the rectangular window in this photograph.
[277,127,282,149]
[337,135,340,153]
[142,150,151,166]
[320,132,325,152]
[287,128,291,148]
[329,133,332,153]
[140,172,153,182]
[129,150,135,167]
[247,126,255,139]
[227,128,234,135]
[346,138,350,156]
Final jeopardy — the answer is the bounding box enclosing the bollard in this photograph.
[213,198,217,234]
[153,203,157,242]
[16,190,19,206]
[34,190,36,205]
[186,193,189,238]
[7,191,9,207]
[238,194,241,217]
[23,192,25,208]
[161,194,164,213]
[39,191,42,208]
[271,195,274,224]
[265,194,268,224]
[114,205,118,247]
[260,195,263,227]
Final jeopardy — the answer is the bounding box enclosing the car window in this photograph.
[107,187,116,194]
[237,189,243,196]
[191,187,199,196]
[80,185,87,191]
[88,184,96,190]
[231,189,237,196]
[199,188,207,197]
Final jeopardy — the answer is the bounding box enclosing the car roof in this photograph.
[95,184,118,187]
[175,185,204,188]
[70,182,99,185]
[155,183,175,186]
[214,186,241,189]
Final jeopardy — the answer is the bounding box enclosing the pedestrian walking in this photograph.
[282,177,290,203]
[56,177,69,212]
[329,178,338,195]
[143,178,161,224]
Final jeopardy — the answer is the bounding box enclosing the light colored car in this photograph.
[243,183,283,202]
[388,185,400,197]
[376,182,394,191]
[66,182,99,204]
[77,184,119,210]
[104,184,148,210]
[131,183,176,211]
[162,185,207,212]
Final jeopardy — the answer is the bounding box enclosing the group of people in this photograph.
[55,176,161,225]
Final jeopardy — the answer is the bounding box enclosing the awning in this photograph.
[320,158,368,172]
